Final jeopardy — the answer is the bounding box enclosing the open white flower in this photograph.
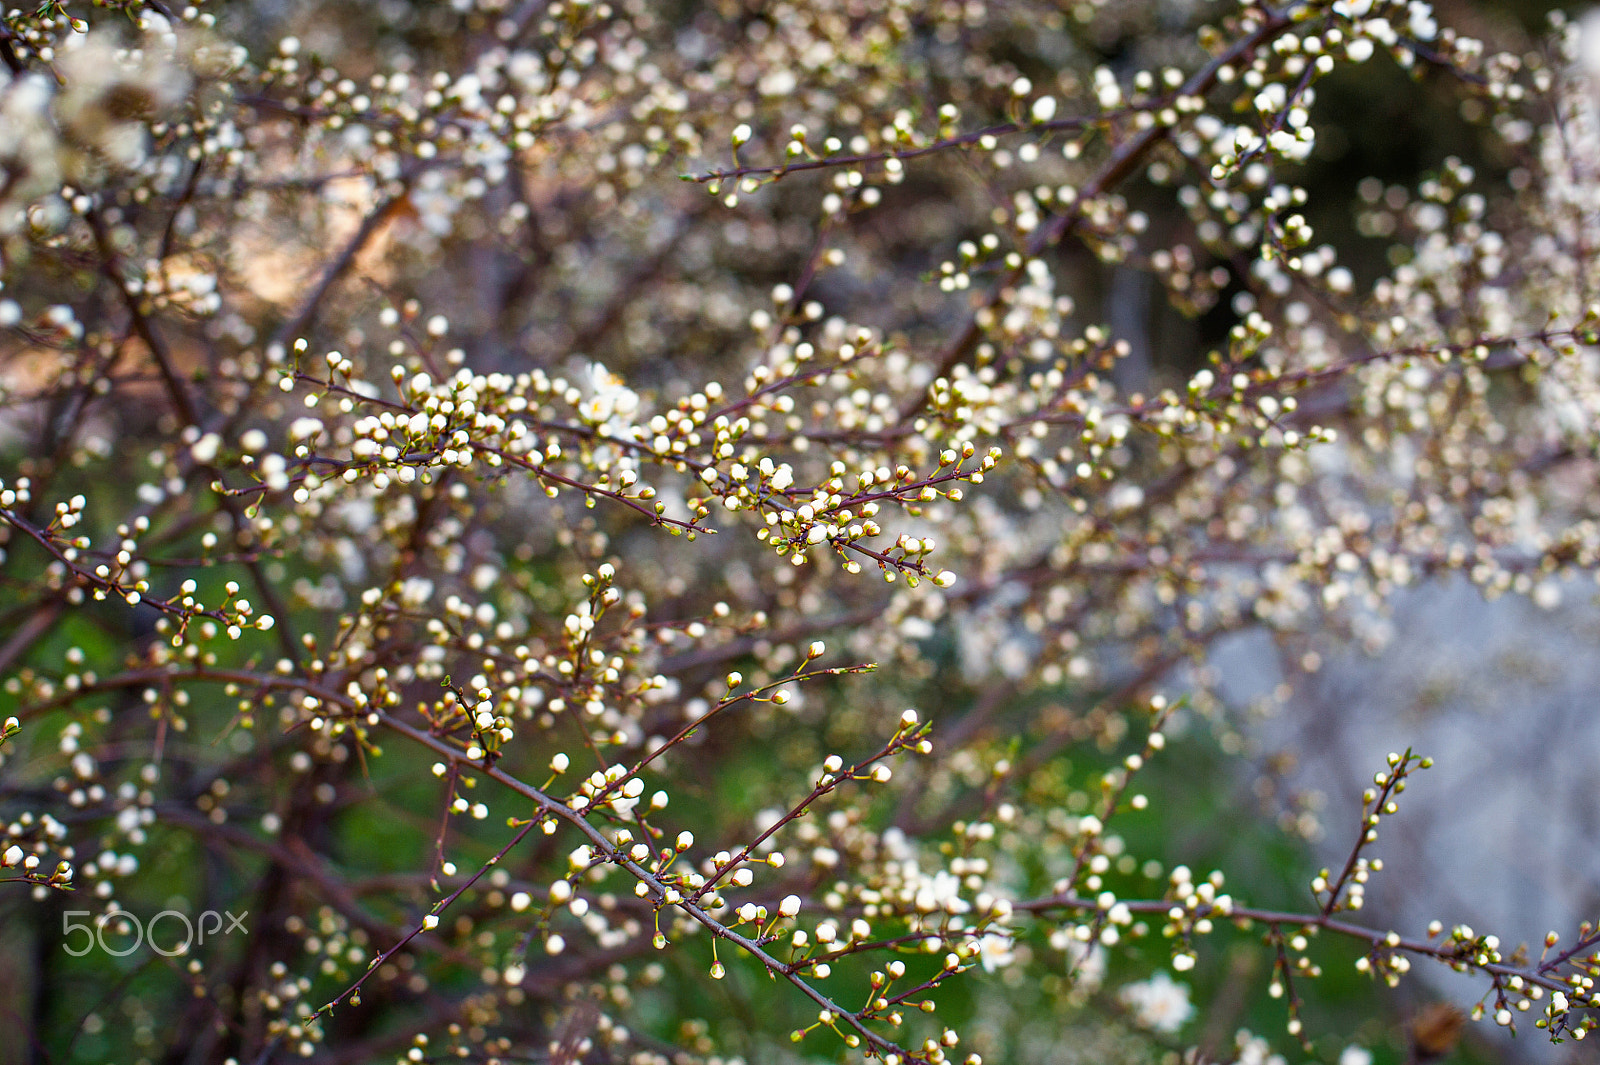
[1117,972,1194,1032]
[55,30,190,170]
[976,929,1014,973]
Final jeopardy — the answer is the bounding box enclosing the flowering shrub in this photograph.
[2,1,1599,1064]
